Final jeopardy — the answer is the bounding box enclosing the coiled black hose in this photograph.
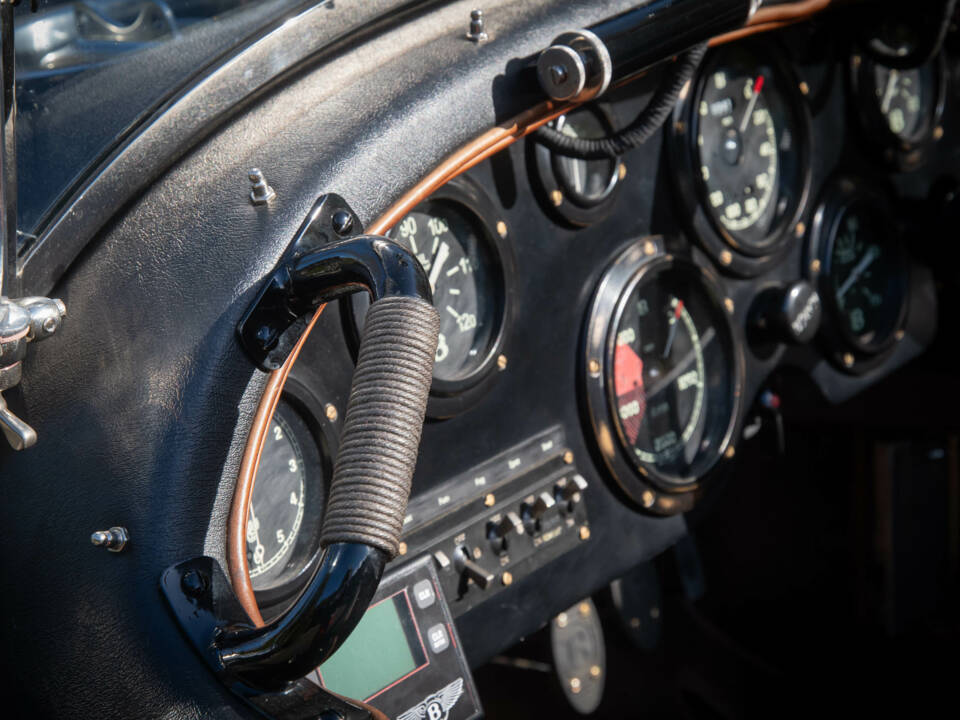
[533,43,708,160]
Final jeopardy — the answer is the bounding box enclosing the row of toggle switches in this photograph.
[486,474,588,556]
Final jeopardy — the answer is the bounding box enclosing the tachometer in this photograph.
[671,43,811,276]
[584,239,742,513]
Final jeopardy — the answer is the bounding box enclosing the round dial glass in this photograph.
[693,46,805,252]
[609,261,736,483]
[355,199,503,384]
[247,402,325,594]
[825,200,906,351]
[551,110,619,206]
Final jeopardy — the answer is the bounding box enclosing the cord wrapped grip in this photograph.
[320,295,439,557]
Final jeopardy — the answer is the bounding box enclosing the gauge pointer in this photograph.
[739,75,764,133]
[837,245,879,299]
[881,69,899,114]
[662,299,684,358]
[428,241,450,293]
[248,504,265,566]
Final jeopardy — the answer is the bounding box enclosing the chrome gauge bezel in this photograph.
[849,49,947,172]
[806,177,910,374]
[669,41,812,277]
[582,237,744,515]
[343,176,516,418]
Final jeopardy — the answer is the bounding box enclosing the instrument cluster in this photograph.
[243,20,949,614]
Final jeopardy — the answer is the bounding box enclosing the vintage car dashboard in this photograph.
[239,8,949,711]
[2,1,957,718]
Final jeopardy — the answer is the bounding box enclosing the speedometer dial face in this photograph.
[692,46,807,254]
[608,259,737,484]
[872,66,927,140]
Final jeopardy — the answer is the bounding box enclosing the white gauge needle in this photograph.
[881,69,899,114]
[247,504,265,566]
[662,299,684,359]
[428,241,450,293]
[739,75,764,133]
[837,246,879,299]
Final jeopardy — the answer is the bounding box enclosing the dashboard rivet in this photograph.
[641,490,655,508]
[569,677,582,694]
[90,526,129,553]
[472,546,483,560]
[643,240,657,257]
[934,126,944,141]
[650,606,661,619]
[579,602,591,617]
[181,570,207,597]
[248,168,275,206]
[724,297,735,314]
[895,329,905,341]
[556,612,569,628]
[842,352,855,368]
[590,665,602,678]
[484,493,496,507]
[724,446,736,459]
[588,358,601,375]
[331,210,354,236]
[496,220,508,238]
[798,81,810,96]
[550,190,564,207]
[497,353,508,370]
[629,617,641,628]
[719,249,733,266]
[466,9,489,43]
[795,221,806,238]
[618,163,627,181]
[674,120,686,134]
[398,542,408,556]
[501,571,513,586]
[324,403,338,422]
[810,259,821,274]
[563,450,574,464]
[579,526,591,541]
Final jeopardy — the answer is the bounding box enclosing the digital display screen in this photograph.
[319,591,426,701]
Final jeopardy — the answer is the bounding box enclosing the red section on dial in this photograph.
[614,341,646,444]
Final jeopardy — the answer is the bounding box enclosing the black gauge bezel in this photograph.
[582,237,744,515]
[249,383,335,616]
[527,103,624,227]
[669,41,813,277]
[342,175,515,419]
[806,176,910,373]
[849,49,947,172]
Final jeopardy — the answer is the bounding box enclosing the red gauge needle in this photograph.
[662,299,684,359]
[739,74,765,133]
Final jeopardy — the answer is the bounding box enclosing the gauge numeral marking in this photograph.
[709,190,724,208]
[677,370,701,391]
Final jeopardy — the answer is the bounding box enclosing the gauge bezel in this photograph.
[849,49,947,172]
[582,238,744,514]
[528,103,624,227]
[342,175,515,419]
[248,385,335,616]
[669,41,813,277]
[806,177,910,372]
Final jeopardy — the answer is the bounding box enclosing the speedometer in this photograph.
[584,239,742,513]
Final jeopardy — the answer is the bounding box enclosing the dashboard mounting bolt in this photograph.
[550,190,564,207]
[501,571,513,587]
[895,329,905,341]
[466,9,488,43]
[90,526,129,553]
[934,126,944,141]
[719,250,733,266]
[181,570,207,597]
[650,606,660,619]
[578,602,591,617]
[484,493,496,507]
[810,259,821,274]
[398,542,408,556]
[795,222,806,238]
[569,677,582,694]
[641,489,655,508]
[496,220,508,238]
[725,446,736,459]
[842,352,855,369]
[556,612,569,628]
[331,210,354,236]
[798,81,810,96]
[472,546,483,560]
[248,168,275,205]
[324,403,338,422]
[579,526,591,541]
[497,353,508,370]
[643,240,657,257]
[618,163,627,181]
[588,359,601,375]
[724,297,735,314]
[563,450,574,464]
[590,665,602,678]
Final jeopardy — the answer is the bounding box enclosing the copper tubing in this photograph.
[227,0,835,629]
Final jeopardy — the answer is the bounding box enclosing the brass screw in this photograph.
[842,352,855,368]
[725,446,736,459]
[579,602,591,617]
[799,81,810,96]
[473,546,483,560]
[674,120,686,133]
[484,493,496,507]
[643,240,657,256]
[502,571,513,586]
[852,54,861,68]
[795,221,806,238]
[719,249,733,266]
[650,606,661,619]
[556,612,569,628]
[324,403,338,422]
[579,526,591,541]
[895,329,905,341]
[618,163,627,181]
[550,190,564,207]
[398,542,408,556]
[569,677,582,694]
[563,450,574,464]
[497,354,508,370]
[588,358,601,375]
[810,258,821,274]
[724,297,735,314]
[590,665,602,678]
[629,617,641,628]
[641,490,655,508]
[496,220,508,238]
[934,126,944,141]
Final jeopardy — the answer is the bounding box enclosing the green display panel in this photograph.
[319,593,421,701]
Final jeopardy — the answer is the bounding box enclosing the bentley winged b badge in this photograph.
[396,678,465,720]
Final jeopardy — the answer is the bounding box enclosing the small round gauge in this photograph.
[851,51,946,169]
[584,240,742,511]
[809,178,908,363]
[531,105,623,226]
[247,399,326,601]
[347,178,512,416]
[671,44,811,275]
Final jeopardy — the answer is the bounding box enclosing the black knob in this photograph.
[454,546,494,590]
[750,280,822,345]
[487,511,524,555]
